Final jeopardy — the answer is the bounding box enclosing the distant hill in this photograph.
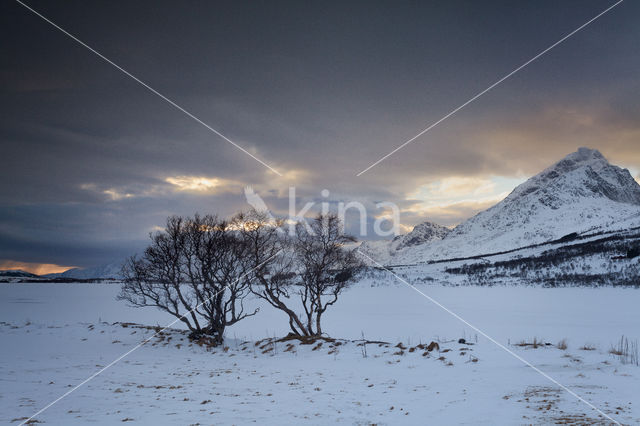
[0,270,40,278]
[0,262,125,282]
[46,261,124,280]
[360,221,450,261]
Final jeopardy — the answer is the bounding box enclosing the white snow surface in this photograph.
[1,282,639,425]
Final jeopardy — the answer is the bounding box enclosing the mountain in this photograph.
[0,270,40,278]
[0,262,124,282]
[48,261,124,280]
[364,148,640,265]
[394,221,451,250]
[360,221,450,261]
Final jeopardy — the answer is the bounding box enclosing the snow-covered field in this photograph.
[2,282,639,424]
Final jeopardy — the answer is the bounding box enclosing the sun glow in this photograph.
[0,260,76,275]
[404,175,526,225]
[165,176,224,191]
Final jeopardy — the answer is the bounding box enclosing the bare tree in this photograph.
[118,214,258,345]
[231,210,307,336]
[244,211,362,337]
[292,214,362,336]
[120,210,362,342]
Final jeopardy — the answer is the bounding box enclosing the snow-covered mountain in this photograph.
[360,221,450,262]
[363,148,640,265]
[0,270,40,279]
[49,261,124,280]
[394,221,451,250]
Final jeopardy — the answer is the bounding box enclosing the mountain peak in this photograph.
[393,221,450,250]
[551,147,607,172]
[505,147,640,205]
[446,147,640,251]
[573,147,605,161]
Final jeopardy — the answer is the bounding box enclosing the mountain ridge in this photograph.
[361,148,640,265]
[48,261,124,279]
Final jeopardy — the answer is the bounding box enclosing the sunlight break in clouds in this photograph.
[0,259,75,275]
[165,176,225,191]
[80,183,135,201]
[165,170,308,197]
[414,176,498,200]
[404,176,525,226]
[103,188,135,201]
[164,175,249,195]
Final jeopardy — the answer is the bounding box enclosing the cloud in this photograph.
[3,0,640,266]
[79,182,161,202]
[409,177,496,201]
[403,194,509,227]
[80,175,244,201]
[0,259,75,275]
[165,176,235,193]
[399,175,521,227]
[453,103,640,178]
[80,184,136,201]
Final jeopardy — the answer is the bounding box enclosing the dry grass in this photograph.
[609,335,639,366]
[276,333,336,345]
[515,337,548,349]
[556,339,568,350]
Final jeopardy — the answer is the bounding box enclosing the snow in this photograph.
[1,282,639,424]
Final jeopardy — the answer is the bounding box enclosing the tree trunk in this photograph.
[315,311,322,336]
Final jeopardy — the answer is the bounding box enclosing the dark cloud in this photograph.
[1,0,638,266]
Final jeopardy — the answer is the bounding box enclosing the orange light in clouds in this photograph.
[0,260,75,275]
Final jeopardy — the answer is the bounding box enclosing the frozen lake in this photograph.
[2,282,639,346]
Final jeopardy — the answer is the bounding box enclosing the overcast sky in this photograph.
[1,0,639,272]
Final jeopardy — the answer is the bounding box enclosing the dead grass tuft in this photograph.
[609,335,639,365]
[515,337,548,349]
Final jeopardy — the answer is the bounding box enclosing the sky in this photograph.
[1,0,639,273]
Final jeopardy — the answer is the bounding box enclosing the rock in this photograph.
[426,341,440,352]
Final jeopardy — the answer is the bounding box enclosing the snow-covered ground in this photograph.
[1,282,639,424]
